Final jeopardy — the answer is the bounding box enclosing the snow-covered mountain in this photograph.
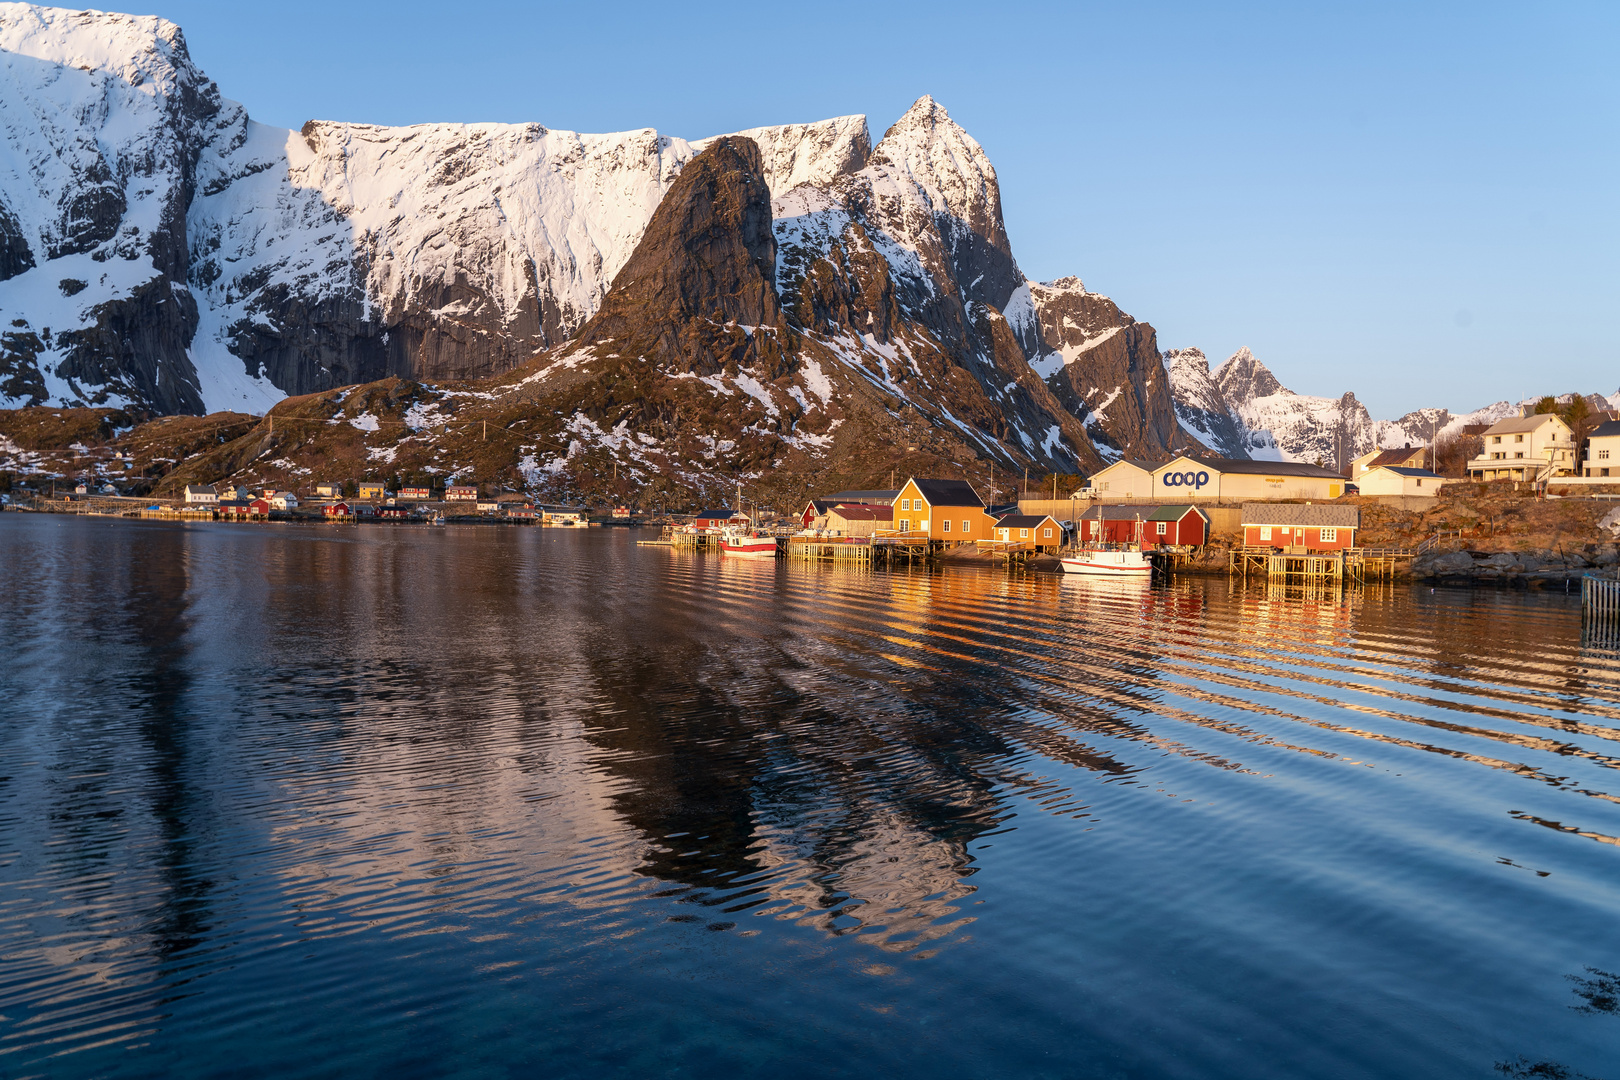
[0,4,1111,474]
[1165,344,1528,466]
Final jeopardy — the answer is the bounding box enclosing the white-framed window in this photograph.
[1019,528,1029,539]
[942,519,951,533]
[1321,527,1338,542]
[898,520,909,533]
[1515,434,1524,443]
[1089,521,1099,536]
[1260,526,1273,540]
[1493,436,1502,444]
[900,498,910,511]
[1601,450,1611,460]
[1043,527,1053,538]
[1515,452,1524,459]
[1156,521,1167,535]
[962,519,971,533]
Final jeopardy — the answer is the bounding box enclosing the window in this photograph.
[1019,528,1029,539]
[1492,436,1502,444]
[1089,521,1099,536]
[1043,528,1053,538]
[900,498,910,511]
[942,519,951,533]
[1515,434,1524,443]
[1515,452,1524,459]
[1156,521,1167,535]
[1605,469,1612,477]
[1601,450,1611,460]
[898,520,909,533]
[1416,479,1423,487]
[1260,526,1272,540]
[962,520,971,533]
[1321,527,1338,542]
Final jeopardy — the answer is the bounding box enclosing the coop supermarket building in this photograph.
[1091,455,1347,503]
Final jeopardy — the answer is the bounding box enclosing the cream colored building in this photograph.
[182,484,217,504]
[1087,459,1155,499]
[1350,446,1427,480]
[1147,456,1345,502]
[1358,466,1447,496]
[1583,419,1620,478]
[1467,414,1576,481]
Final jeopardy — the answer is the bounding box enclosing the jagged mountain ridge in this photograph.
[0,3,1151,477]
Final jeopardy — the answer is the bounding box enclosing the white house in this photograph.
[183,484,217,504]
[1467,413,1576,481]
[1350,446,1428,480]
[268,491,298,510]
[1583,419,1620,478]
[1358,466,1447,497]
[1087,459,1155,499]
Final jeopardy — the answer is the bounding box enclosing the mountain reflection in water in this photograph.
[2,517,1618,1079]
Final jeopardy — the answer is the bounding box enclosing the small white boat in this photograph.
[1060,547,1152,576]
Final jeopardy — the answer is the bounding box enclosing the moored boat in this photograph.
[1059,547,1152,576]
[720,529,780,557]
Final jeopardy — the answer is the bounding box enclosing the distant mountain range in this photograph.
[0,2,1612,500]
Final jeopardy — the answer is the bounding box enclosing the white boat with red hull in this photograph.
[1059,547,1153,576]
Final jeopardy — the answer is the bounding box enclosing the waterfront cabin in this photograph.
[1146,505,1209,546]
[1357,466,1446,496]
[249,498,273,518]
[314,482,345,498]
[217,499,253,517]
[800,499,833,529]
[1466,413,1577,481]
[358,482,388,500]
[1583,419,1620,478]
[378,505,411,519]
[445,485,479,501]
[692,509,749,530]
[890,478,997,545]
[1241,503,1359,552]
[824,504,893,537]
[992,514,1062,552]
[1079,505,1151,546]
[400,486,432,500]
[269,491,298,510]
[183,484,217,505]
[324,502,351,518]
[1088,459,1156,500]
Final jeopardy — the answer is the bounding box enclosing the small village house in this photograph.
[800,499,833,529]
[1466,413,1576,481]
[324,502,351,518]
[400,486,432,500]
[1087,460,1154,499]
[1078,505,1208,547]
[476,501,499,513]
[269,491,298,510]
[992,514,1062,552]
[249,498,272,518]
[1357,466,1447,497]
[1583,419,1620,478]
[1351,446,1429,480]
[823,504,893,537]
[445,484,479,501]
[378,505,412,519]
[216,499,253,517]
[1241,503,1359,551]
[692,509,749,530]
[183,484,217,505]
[314,482,344,498]
[891,478,997,544]
[357,482,388,500]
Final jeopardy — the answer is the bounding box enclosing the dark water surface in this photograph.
[3,516,1619,1079]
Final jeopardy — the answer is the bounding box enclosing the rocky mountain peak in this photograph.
[1040,275,1086,294]
[694,115,870,196]
[1214,346,1284,401]
[570,136,780,369]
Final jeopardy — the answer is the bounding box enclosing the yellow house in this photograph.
[357,482,388,500]
[892,478,997,544]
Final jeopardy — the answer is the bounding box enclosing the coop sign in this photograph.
[1161,469,1212,491]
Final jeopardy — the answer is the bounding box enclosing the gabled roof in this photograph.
[823,489,899,504]
[905,478,984,507]
[1369,466,1442,478]
[694,509,746,519]
[1081,505,1161,521]
[1589,419,1620,439]
[1146,504,1207,522]
[827,505,893,521]
[183,484,214,493]
[1179,456,1344,479]
[1241,503,1360,527]
[804,499,832,513]
[1482,413,1570,435]
[1364,448,1426,468]
[993,514,1057,529]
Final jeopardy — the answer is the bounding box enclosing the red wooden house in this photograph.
[1078,504,1209,548]
[324,502,351,518]
[1241,503,1359,551]
[692,509,749,530]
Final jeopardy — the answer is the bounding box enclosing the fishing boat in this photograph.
[719,526,779,558]
[1059,547,1152,576]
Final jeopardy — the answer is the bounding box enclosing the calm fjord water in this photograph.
[2,516,1619,1079]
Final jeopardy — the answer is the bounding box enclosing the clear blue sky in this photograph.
[148,0,1617,418]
